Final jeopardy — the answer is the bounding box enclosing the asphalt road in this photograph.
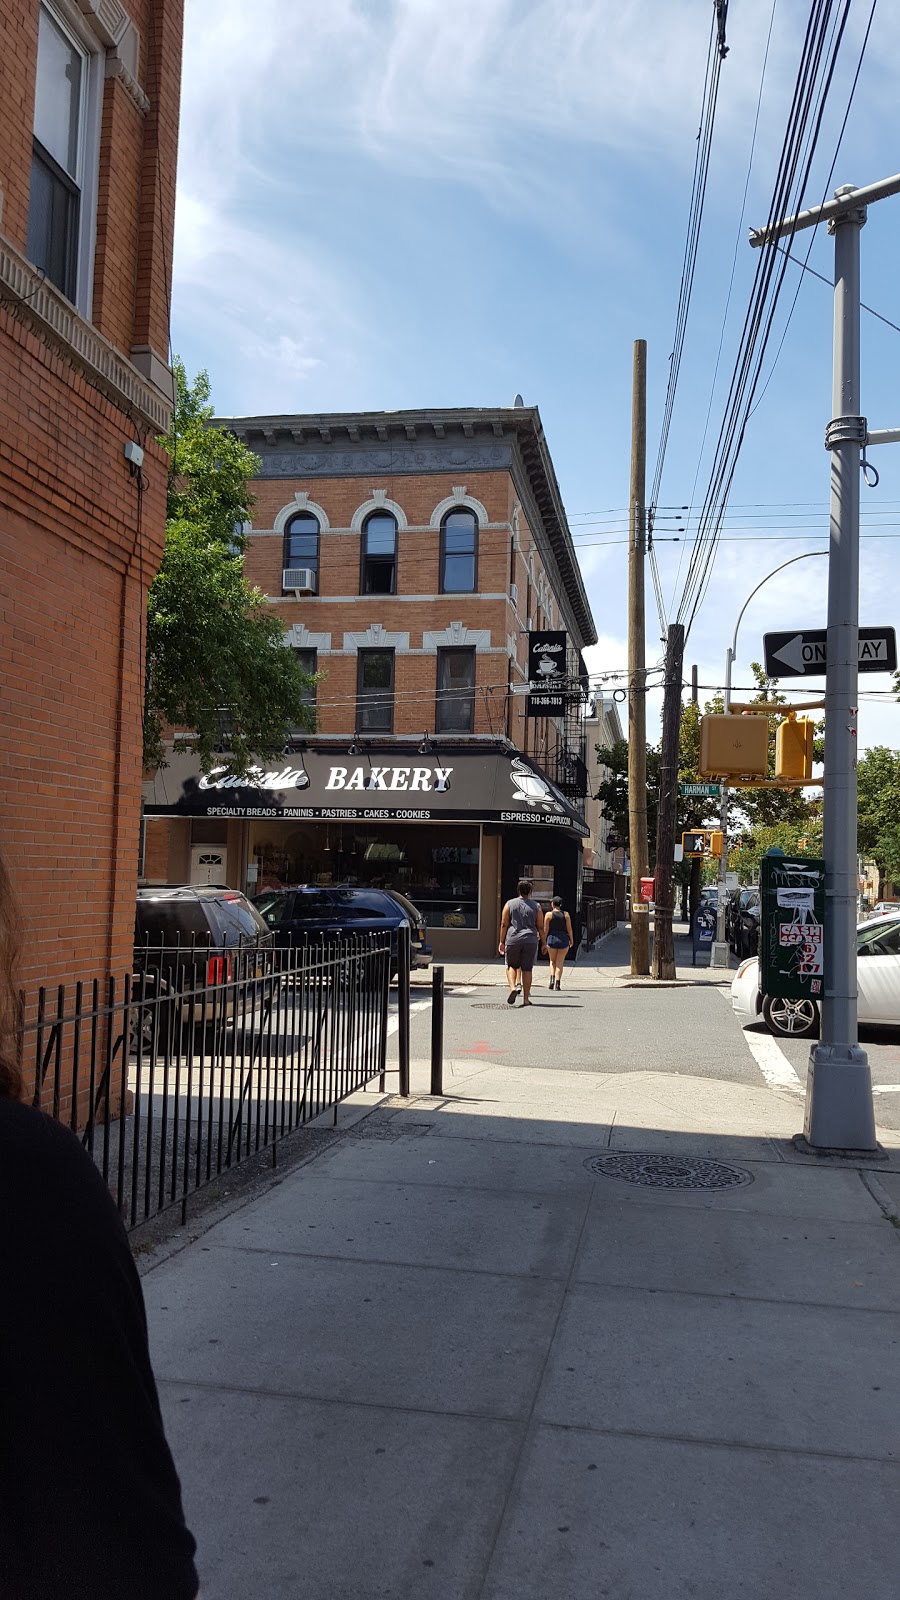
[397,969,900,1133]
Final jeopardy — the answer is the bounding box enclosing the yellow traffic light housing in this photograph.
[681,831,706,857]
[708,830,724,858]
[775,714,815,783]
[699,714,769,779]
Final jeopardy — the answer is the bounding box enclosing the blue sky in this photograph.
[171,0,900,753]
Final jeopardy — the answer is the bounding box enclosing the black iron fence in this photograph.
[582,898,617,949]
[18,934,392,1231]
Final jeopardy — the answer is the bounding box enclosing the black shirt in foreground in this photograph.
[0,1098,199,1599]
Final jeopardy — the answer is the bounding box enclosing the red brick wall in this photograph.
[0,0,183,994]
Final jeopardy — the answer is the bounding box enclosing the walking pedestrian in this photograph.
[499,878,544,1006]
[543,894,574,990]
[0,850,201,1600]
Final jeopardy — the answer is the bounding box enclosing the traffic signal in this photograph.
[775,715,815,783]
[699,714,768,779]
[708,831,724,858]
[682,831,707,856]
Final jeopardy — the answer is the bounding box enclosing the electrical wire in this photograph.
[675,0,866,641]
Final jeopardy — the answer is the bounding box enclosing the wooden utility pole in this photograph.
[652,622,685,979]
[628,339,650,975]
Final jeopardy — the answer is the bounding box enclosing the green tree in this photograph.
[726,815,823,880]
[857,747,900,880]
[144,361,316,772]
[594,738,660,865]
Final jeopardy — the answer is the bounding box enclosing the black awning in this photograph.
[143,747,589,838]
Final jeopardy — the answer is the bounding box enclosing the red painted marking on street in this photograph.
[461,1041,507,1055]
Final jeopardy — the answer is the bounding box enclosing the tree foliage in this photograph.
[144,360,316,772]
[857,747,900,879]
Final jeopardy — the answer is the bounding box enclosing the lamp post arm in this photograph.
[729,550,828,668]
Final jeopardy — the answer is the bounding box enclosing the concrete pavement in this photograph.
[144,940,900,1600]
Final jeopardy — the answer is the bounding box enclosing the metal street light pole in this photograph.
[749,179,900,1150]
[710,551,828,964]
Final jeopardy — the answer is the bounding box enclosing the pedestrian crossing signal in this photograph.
[682,831,707,857]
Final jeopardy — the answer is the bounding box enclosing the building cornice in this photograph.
[0,233,172,431]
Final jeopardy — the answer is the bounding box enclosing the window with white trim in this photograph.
[27,3,100,312]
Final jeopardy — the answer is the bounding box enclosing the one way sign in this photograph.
[763,626,897,678]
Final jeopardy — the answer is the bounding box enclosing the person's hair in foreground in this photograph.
[517,878,533,896]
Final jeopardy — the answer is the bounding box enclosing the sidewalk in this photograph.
[143,991,900,1599]
[411,918,737,989]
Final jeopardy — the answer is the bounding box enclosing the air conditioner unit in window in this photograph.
[510,583,518,605]
[282,568,316,593]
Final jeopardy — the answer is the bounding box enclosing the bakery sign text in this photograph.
[325,765,453,792]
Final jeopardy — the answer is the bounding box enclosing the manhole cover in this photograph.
[583,1153,753,1190]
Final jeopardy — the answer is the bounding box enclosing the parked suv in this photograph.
[251,886,431,972]
[133,886,273,1030]
[731,888,761,959]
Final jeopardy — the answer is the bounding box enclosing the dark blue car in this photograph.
[251,886,432,974]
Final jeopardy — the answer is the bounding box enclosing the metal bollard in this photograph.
[430,965,444,1096]
[397,924,411,1097]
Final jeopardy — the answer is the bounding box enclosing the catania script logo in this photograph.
[198,764,453,793]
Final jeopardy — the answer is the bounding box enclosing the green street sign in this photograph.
[679,782,722,798]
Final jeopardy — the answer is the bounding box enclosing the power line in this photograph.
[675,0,868,640]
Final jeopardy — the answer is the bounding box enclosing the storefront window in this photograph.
[248,822,481,929]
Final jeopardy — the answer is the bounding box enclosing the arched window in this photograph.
[283,512,320,594]
[360,511,397,595]
[440,509,477,594]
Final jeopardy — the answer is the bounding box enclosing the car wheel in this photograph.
[129,980,173,1058]
[762,993,819,1039]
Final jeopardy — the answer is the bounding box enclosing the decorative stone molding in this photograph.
[429,491,488,529]
[248,442,513,479]
[105,46,149,114]
[422,622,491,653]
[342,623,410,653]
[284,623,332,651]
[273,493,331,534]
[0,233,171,430]
[350,494,408,533]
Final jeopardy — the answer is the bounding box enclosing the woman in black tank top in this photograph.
[542,895,573,990]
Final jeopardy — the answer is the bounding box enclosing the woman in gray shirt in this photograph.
[499,879,544,1006]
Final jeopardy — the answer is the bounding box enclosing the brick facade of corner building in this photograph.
[0,0,183,992]
[141,408,598,960]
[231,412,596,756]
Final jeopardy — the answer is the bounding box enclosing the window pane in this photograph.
[27,149,78,299]
[442,553,476,593]
[294,648,317,708]
[436,649,475,733]
[34,7,83,178]
[441,511,477,593]
[285,513,319,573]
[358,650,394,732]
[364,514,396,556]
[362,513,396,595]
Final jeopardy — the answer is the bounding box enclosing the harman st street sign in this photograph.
[679,782,722,797]
[763,626,897,678]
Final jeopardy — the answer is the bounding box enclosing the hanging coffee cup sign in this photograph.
[527,630,568,717]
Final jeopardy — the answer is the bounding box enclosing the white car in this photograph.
[731,912,900,1038]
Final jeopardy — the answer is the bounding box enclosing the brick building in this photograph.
[0,0,182,986]
[143,406,598,958]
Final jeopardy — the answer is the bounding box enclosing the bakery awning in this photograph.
[143,746,590,839]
